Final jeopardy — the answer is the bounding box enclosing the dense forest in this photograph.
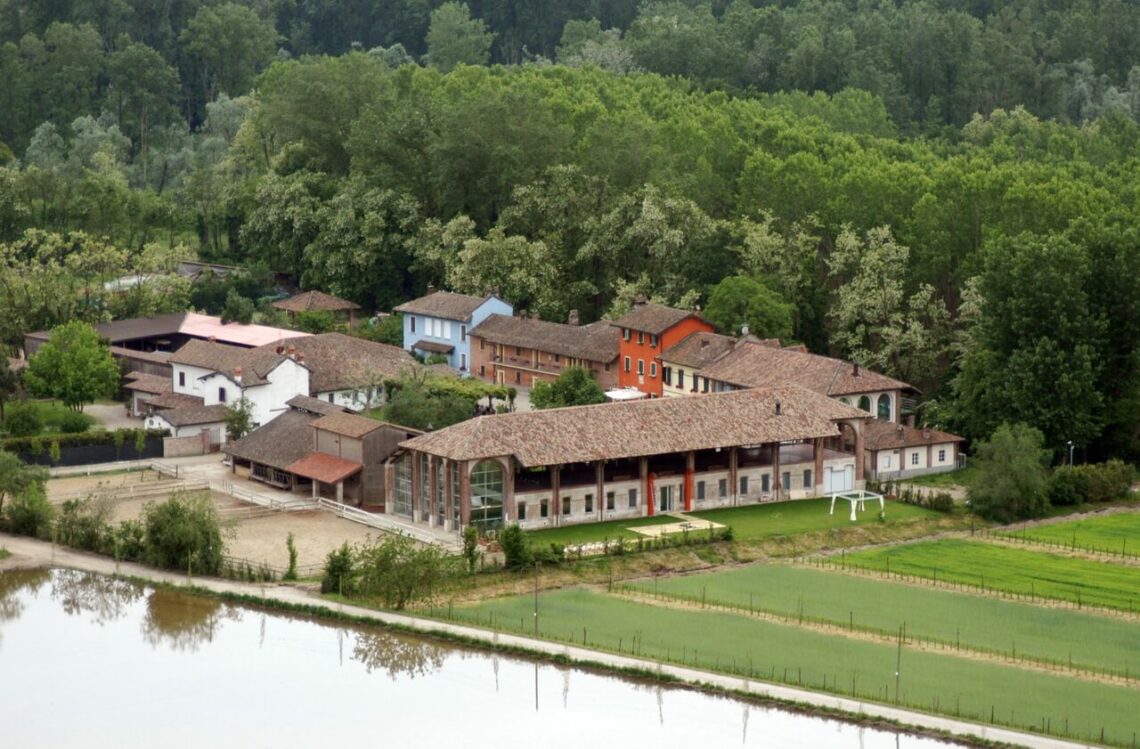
[0,0,1138,463]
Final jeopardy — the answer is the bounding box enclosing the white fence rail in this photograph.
[51,478,208,503]
[210,479,317,512]
[314,498,458,550]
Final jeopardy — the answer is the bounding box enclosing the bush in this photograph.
[354,534,457,609]
[141,490,226,574]
[5,485,54,538]
[462,526,480,573]
[55,497,112,551]
[532,542,565,565]
[1047,466,1090,506]
[321,542,356,594]
[4,401,42,437]
[114,519,145,561]
[925,491,956,513]
[1074,459,1134,503]
[966,423,1050,522]
[1,427,166,453]
[58,410,94,434]
[499,523,532,570]
[283,532,299,581]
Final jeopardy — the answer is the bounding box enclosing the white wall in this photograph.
[171,363,215,397]
[314,388,384,412]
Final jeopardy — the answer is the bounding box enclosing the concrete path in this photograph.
[0,534,1094,749]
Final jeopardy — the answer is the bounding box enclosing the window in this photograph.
[649,363,657,378]
[663,367,672,386]
[604,363,611,372]
[718,478,727,497]
[393,454,413,516]
[650,334,658,347]
[702,377,709,393]
[517,502,526,521]
[762,474,771,493]
[606,491,615,510]
[218,387,227,403]
[479,365,485,376]
[803,469,812,488]
[782,472,791,490]
[677,370,685,389]
[877,393,892,421]
[637,359,644,376]
[562,497,571,515]
[840,397,850,405]
[628,488,638,507]
[460,325,467,342]
[328,393,335,403]
[739,476,748,495]
[178,372,185,387]
[480,339,485,350]
[470,460,505,528]
[554,353,560,363]
[911,452,919,466]
[622,328,630,341]
[516,346,522,356]
[637,331,644,345]
[410,317,416,334]
[540,499,549,518]
[585,493,593,513]
[514,370,521,384]
[883,454,892,469]
[938,449,946,462]
[696,481,705,500]
[460,353,466,370]
[858,395,872,412]
[624,357,631,373]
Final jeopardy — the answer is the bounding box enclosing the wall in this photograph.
[835,389,902,423]
[172,363,216,397]
[868,442,959,480]
[470,335,618,390]
[163,433,209,457]
[402,296,514,372]
[313,388,382,412]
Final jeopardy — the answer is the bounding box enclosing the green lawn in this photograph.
[525,497,940,547]
[0,548,8,560]
[841,538,1140,611]
[905,465,979,488]
[629,563,1140,674]
[442,588,1140,746]
[996,511,1140,558]
[0,400,94,437]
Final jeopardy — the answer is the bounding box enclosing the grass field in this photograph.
[628,563,1140,674]
[442,588,1140,746]
[0,400,95,437]
[526,497,939,547]
[997,512,1140,558]
[0,548,8,560]
[904,465,979,488]
[840,538,1140,611]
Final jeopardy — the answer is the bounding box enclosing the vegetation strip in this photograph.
[992,512,1140,561]
[625,564,1140,678]
[837,538,1140,612]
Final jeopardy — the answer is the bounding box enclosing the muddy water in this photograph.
[0,569,961,748]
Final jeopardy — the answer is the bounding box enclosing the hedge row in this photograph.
[0,428,169,453]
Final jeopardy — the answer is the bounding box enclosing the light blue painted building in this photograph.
[393,289,513,373]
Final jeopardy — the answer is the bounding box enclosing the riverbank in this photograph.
[0,533,1093,749]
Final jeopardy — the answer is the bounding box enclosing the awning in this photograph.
[285,452,362,484]
[412,340,454,354]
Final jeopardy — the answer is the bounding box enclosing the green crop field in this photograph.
[441,588,1140,746]
[996,512,1140,558]
[840,539,1140,611]
[689,498,938,539]
[628,563,1140,674]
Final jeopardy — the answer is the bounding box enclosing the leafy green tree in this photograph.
[461,525,480,573]
[530,367,606,410]
[4,483,54,538]
[223,397,255,441]
[354,532,457,609]
[24,320,119,412]
[3,400,40,437]
[239,171,325,281]
[221,290,254,324]
[967,423,1051,522]
[703,276,793,341]
[425,2,492,73]
[447,228,555,317]
[181,3,278,99]
[321,541,356,594]
[0,360,20,419]
[293,310,337,334]
[382,386,473,432]
[0,451,47,516]
[105,41,179,185]
[498,523,532,570]
[142,490,226,575]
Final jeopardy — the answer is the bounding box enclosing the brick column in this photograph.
[853,421,865,482]
[443,459,453,530]
[814,437,825,496]
[595,461,605,521]
[459,460,471,526]
[411,452,422,523]
[427,455,438,527]
[639,457,649,517]
[503,457,514,522]
[772,442,781,501]
[728,447,738,506]
[551,465,561,526]
[684,451,695,512]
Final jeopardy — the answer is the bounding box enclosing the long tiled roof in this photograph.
[153,403,229,427]
[610,302,700,336]
[469,315,619,363]
[272,290,360,313]
[254,333,417,393]
[123,372,171,395]
[224,409,318,469]
[169,340,292,387]
[311,412,382,439]
[394,291,491,321]
[863,420,964,450]
[659,332,736,369]
[285,394,349,416]
[286,452,362,484]
[146,392,204,410]
[700,341,914,397]
[401,385,868,467]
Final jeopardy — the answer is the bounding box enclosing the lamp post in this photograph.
[1066,440,1074,467]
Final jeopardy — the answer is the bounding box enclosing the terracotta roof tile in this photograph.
[469,315,619,363]
[659,332,736,369]
[272,290,360,313]
[863,420,964,451]
[310,412,382,439]
[285,394,349,416]
[700,341,914,397]
[123,372,172,395]
[256,333,418,392]
[146,392,205,410]
[153,403,229,427]
[401,385,868,467]
[169,340,290,386]
[611,302,700,336]
[285,452,362,484]
[394,291,492,321]
[224,409,319,469]
[411,339,454,354]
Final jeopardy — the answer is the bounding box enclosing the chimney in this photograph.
[568,309,580,326]
[233,367,242,384]
[286,345,297,360]
[427,283,436,294]
[633,294,647,306]
[275,344,285,355]
[700,338,709,349]
[852,362,860,377]
[923,427,932,440]
[741,324,749,337]
[775,399,782,416]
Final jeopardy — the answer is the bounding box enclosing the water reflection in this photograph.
[51,568,142,624]
[0,569,49,647]
[351,627,446,679]
[141,590,237,652]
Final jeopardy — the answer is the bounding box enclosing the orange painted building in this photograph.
[611,300,714,398]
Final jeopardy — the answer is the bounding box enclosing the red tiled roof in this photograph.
[469,315,619,363]
[123,372,171,395]
[863,420,964,451]
[412,340,454,354]
[169,340,294,386]
[310,412,382,439]
[255,333,417,393]
[659,332,736,369]
[152,403,229,427]
[285,452,362,484]
[146,392,205,410]
[272,290,360,313]
[610,302,701,336]
[394,291,491,321]
[401,385,868,467]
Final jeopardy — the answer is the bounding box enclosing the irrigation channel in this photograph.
[0,568,971,749]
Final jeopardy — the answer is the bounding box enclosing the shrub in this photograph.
[925,491,955,513]
[532,542,565,565]
[499,523,532,570]
[141,490,226,574]
[321,542,356,594]
[1048,466,1090,506]
[4,401,42,437]
[5,485,54,538]
[462,526,480,573]
[55,497,112,551]
[1075,460,1134,503]
[1,428,165,453]
[966,423,1050,522]
[58,410,94,434]
[114,519,145,561]
[354,534,458,609]
[283,532,299,581]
